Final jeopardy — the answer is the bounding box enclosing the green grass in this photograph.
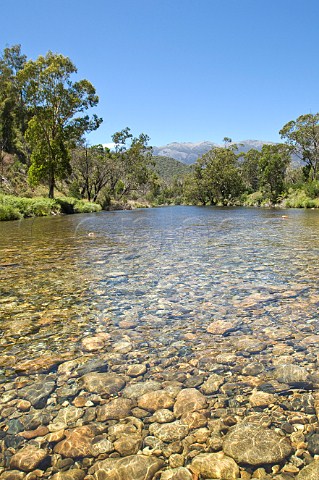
[73,200,102,213]
[0,194,101,221]
[282,188,319,208]
[241,191,267,206]
[55,197,102,214]
[0,194,59,220]
[0,204,22,221]
[241,187,319,208]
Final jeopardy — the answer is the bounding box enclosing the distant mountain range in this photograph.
[152,140,275,165]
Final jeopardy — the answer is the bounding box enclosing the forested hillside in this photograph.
[153,156,191,181]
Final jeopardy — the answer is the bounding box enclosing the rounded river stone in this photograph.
[173,388,207,418]
[9,445,49,472]
[274,364,311,387]
[88,454,164,480]
[296,459,319,479]
[160,467,193,480]
[223,423,292,466]
[149,420,189,442]
[79,372,125,395]
[96,397,133,421]
[190,452,239,480]
[138,390,174,412]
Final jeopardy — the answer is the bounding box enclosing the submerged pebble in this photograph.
[1,207,319,478]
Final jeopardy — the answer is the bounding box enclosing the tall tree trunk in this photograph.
[48,168,55,198]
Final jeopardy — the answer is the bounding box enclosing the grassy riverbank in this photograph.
[2,185,319,222]
[0,194,101,221]
[241,187,319,209]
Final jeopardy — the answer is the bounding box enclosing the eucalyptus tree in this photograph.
[111,128,154,198]
[241,148,261,192]
[280,113,319,180]
[191,147,243,205]
[0,44,27,155]
[223,137,232,148]
[258,144,291,202]
[18,52,101,198]
[71,144,114,202]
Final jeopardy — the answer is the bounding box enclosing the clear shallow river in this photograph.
[1,206,319,478]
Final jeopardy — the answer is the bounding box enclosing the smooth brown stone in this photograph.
[50,470,86,480]
[114,433,142,456]
[190,452,240,480]
[20,425,49,439]
[80,372,125,396]
[206,320,234,335]
[0,471,26,480]
[296,459,319,479]
[0,355,16,367]
[149,421,189,442]
[81,336,105,351]
[16,400,31,412]
[54,426,94,458]
[223,423,292,466]
[14,354,66,374]
[181,411,207,429]
[174,388,207,418]
[160,467,193,480]
[96,397,133,421]
[88,454,164,480]
[127,364,147,377]
[138,390,174,412]
[73,396,88,407]
[249,390,276,407]
[10,445,49,472]
[46,429,66,442]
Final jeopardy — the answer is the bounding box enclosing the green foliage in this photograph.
[26,116,71,192]
[187,147,244,205]
[0,193,101,221]
[18,51,101,198]
[70,145,114,202]
[2,48,319,214]
[241,191,267,207]
[153,155,190,181]
[280,113,319,181]
[98,189,112,209]
[110,128,155,199]
[0,194,58,218]
[241,149,261,192]
[0,203,22,220]
[304,181,319,199]
[73,200,102,213]
[148,177,184,206]
[284,166,305,188]
[55,196,101,214]
[258,144,291,203]
[0,45,28,157]
[283,188,319,208]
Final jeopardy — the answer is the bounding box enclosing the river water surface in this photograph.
[1,206,319,479]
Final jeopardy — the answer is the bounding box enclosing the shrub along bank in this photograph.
[0,194,101,221]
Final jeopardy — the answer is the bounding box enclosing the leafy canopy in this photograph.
[280,113,319,181]
[18,51,101,197]
[189,146,243,205]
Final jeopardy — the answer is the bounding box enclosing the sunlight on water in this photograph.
[1,206,319,477]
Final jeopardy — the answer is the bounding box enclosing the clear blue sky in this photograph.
[1,0,319,147]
